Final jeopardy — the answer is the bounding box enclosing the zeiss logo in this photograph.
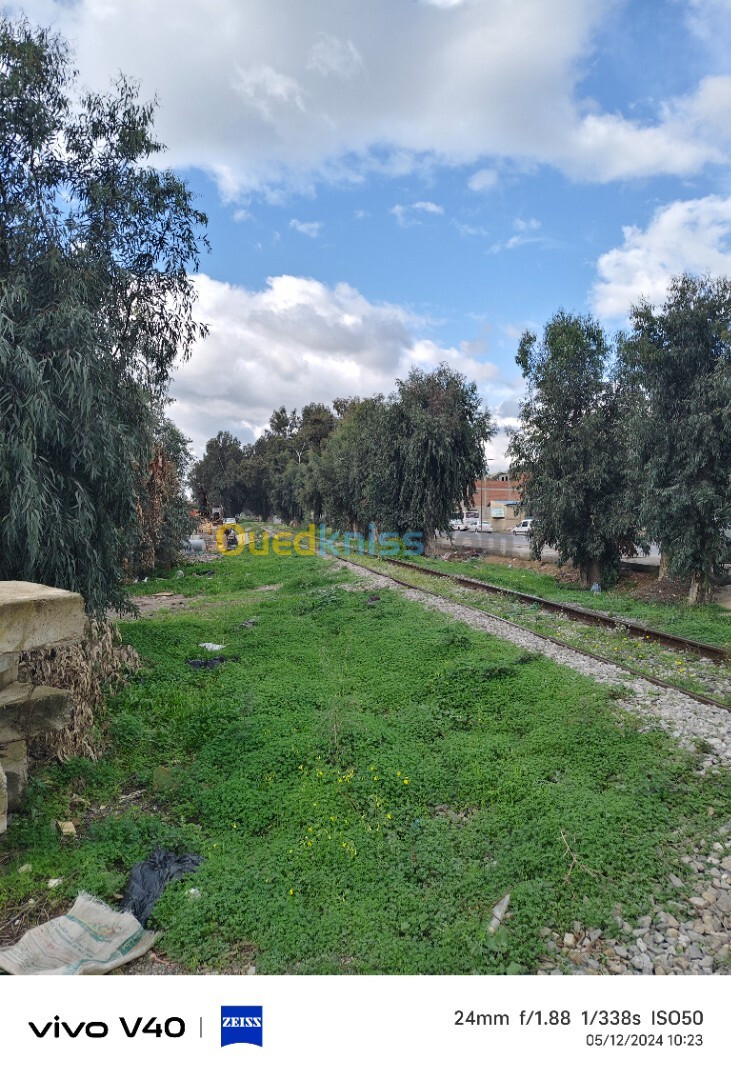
[221,1006,263,1048]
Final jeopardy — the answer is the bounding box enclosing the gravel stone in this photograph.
[334,555,731,765]
[333,556,731,977]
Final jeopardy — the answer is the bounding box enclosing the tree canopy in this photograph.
[619,274,731,603]
[389,364,494,543]
[189,403,339,523]
[192,365,494,550]
[509,311,639,587]
[0,17,207,614]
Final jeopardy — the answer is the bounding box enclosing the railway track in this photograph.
[332,553,731,714]
[379,557,728,662]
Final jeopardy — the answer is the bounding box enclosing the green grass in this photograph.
[338,552,731,704]
[1,550,729,974]
[400,553,731,648]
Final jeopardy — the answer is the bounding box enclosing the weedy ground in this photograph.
[338,552,731,705]
[1,551,729,974]
[415,553,731,648]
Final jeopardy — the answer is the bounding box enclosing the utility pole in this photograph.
[482,456,494,529]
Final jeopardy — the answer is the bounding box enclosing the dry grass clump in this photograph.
[18,621,141,761]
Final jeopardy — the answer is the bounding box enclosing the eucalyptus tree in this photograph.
[509,312,639,587]
[300,402,337,455]
[268,402,337,521]
[316,366,493,545]
[619,274,731,604]
[130,417,193,577]
[317,396,391,532]
[189,432,246,515]
[296,404,338,521]
[0,17,207,614]
[389,364,494,548]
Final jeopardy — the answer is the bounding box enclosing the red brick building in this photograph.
[465,472,524,531]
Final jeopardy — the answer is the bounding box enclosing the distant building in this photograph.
[464,473,523,531]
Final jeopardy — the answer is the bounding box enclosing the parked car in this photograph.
[465,519,493,532]
[511,518,534,536]
[449,517,466,532]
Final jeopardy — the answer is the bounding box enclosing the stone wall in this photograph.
[0,582,86,833]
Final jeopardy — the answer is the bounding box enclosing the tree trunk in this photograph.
[424,534,439,557]
[580,559,602,589]
[688,572,712,606]
[657,551,671,581]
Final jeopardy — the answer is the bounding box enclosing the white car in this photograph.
[449,517,466,532]
[511,518,534,536]
[465,519,493,533]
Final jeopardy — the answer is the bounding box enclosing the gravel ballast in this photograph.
[336,557,731,768]
[333,557,730,975]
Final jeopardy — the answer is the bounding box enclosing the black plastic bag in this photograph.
[121,847,204,926]
[186,655,239,669]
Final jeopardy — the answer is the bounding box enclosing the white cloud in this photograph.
[289,218,323,237]
[490,217,544,253]
[467,168,499,192]
[307,33,364,79]
[234,64,307,122]
[168,274,499,455]
[514,217,541,232]
[489,423,520,473]
[500,322,534,342]
[685,0,731,57]
[412,200,444,215]
[591,195,731,319]
[558,111,722,182]
[665,75,731,143]
[12,0,730,198]
[454,221,490,238]
[419,0,474,8]
[391,201,445,226]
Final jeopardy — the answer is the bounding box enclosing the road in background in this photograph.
[437,532,662,567]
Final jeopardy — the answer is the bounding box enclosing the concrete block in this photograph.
[0,764,7,833]
[0,581,86,654]
[1,738,28,810]
[0,683,74,743]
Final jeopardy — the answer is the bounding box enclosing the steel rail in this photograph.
[332,554,731,714]
[378,557,728,663]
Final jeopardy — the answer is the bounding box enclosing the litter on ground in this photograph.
[0,848,202,975]
[121,848,204,927]
[186,656,232,669]
[0,894,158,975]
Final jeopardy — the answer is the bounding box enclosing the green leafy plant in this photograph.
[2,552,728,973]
[0,16,207,615]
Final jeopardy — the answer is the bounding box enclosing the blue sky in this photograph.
[12,0,731,466]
